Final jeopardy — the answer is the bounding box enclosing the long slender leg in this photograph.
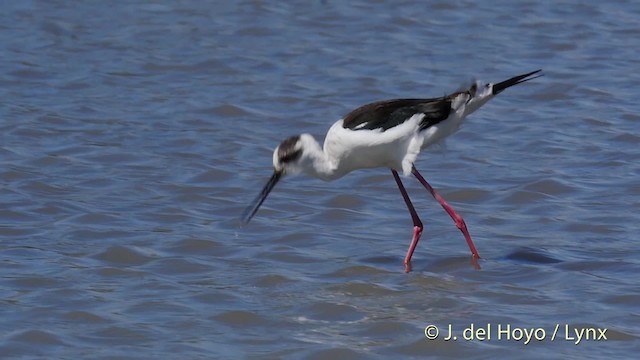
[391,169,422,272]
[411,165,481,259]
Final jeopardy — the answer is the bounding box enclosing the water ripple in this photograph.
[1,1,639,358]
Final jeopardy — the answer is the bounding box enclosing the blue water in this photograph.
[1,1,639,358]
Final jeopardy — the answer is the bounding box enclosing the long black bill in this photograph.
[241,170,282,224]
[493,69,543,95]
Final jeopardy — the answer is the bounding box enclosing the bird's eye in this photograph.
[485,83,491,88]
[280,148,302,163]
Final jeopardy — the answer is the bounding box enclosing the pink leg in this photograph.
[391,169,422,272]
[411,165,481,259]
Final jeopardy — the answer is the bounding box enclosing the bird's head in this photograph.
[242,134,316,224]
[272,134,310,175]
[464,69,543,115]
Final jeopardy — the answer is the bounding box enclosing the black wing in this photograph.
[342,98,452,131]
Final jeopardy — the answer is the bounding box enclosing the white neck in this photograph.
[294,134,346,181]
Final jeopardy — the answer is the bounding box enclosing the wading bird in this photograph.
[242,69,542,272]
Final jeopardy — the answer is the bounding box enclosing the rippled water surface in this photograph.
[2,1,639,358]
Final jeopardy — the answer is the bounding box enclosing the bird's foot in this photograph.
[404,260,412,273]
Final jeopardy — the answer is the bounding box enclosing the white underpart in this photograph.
[325,113,425,177]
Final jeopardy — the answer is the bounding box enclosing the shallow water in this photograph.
[1,1,639,358]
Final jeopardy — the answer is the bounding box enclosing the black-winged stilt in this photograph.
[242,69,542,272]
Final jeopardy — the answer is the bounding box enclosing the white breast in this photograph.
[323,114,425,176]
